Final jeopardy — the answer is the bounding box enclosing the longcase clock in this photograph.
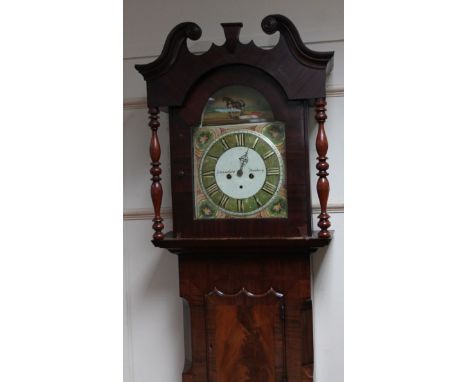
[136,14,334,382]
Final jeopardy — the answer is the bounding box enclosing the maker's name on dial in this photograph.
[216,169,236,174]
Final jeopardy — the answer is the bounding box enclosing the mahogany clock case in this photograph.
[134,14,336,382]
[170,65,312,238]
[135,15,334,242]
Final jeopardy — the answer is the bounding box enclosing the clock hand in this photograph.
[237,148,249,177]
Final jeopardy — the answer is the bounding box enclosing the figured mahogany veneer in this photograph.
[179,253,315,382]
[205,288,285,382]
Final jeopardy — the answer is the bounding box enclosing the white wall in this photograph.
[124,1,343,381]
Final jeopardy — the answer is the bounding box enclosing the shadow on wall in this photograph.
[143,250,192,374]
[144,250,184,340]
[313,246,327,280]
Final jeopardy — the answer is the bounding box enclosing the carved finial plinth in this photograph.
[221,22,242,53]
[149,107,164,241]
[315,98,331,239]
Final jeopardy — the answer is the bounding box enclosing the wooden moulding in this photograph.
[153,231,332,254]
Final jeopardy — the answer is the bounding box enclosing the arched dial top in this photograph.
[193,84,288,220]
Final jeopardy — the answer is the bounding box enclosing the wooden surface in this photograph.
[205,288,285,382]
[153,231,332,254]
[179,253,314,382]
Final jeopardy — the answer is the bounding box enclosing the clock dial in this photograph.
[193,85,287,219]
[199,130,284,217]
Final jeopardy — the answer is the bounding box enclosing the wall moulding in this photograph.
[123,85,344,110]
[123,203,344,221]
[124,38,344,62]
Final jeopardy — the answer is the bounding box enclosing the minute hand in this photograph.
[237,149,249,177]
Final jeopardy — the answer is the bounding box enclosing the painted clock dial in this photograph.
[200,130,284,216]
[192,84,288,220]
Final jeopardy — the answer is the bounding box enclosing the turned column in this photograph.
[148,106,164,241]
[314,98,331,238]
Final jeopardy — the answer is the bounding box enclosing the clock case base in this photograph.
[153,236,330,382]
